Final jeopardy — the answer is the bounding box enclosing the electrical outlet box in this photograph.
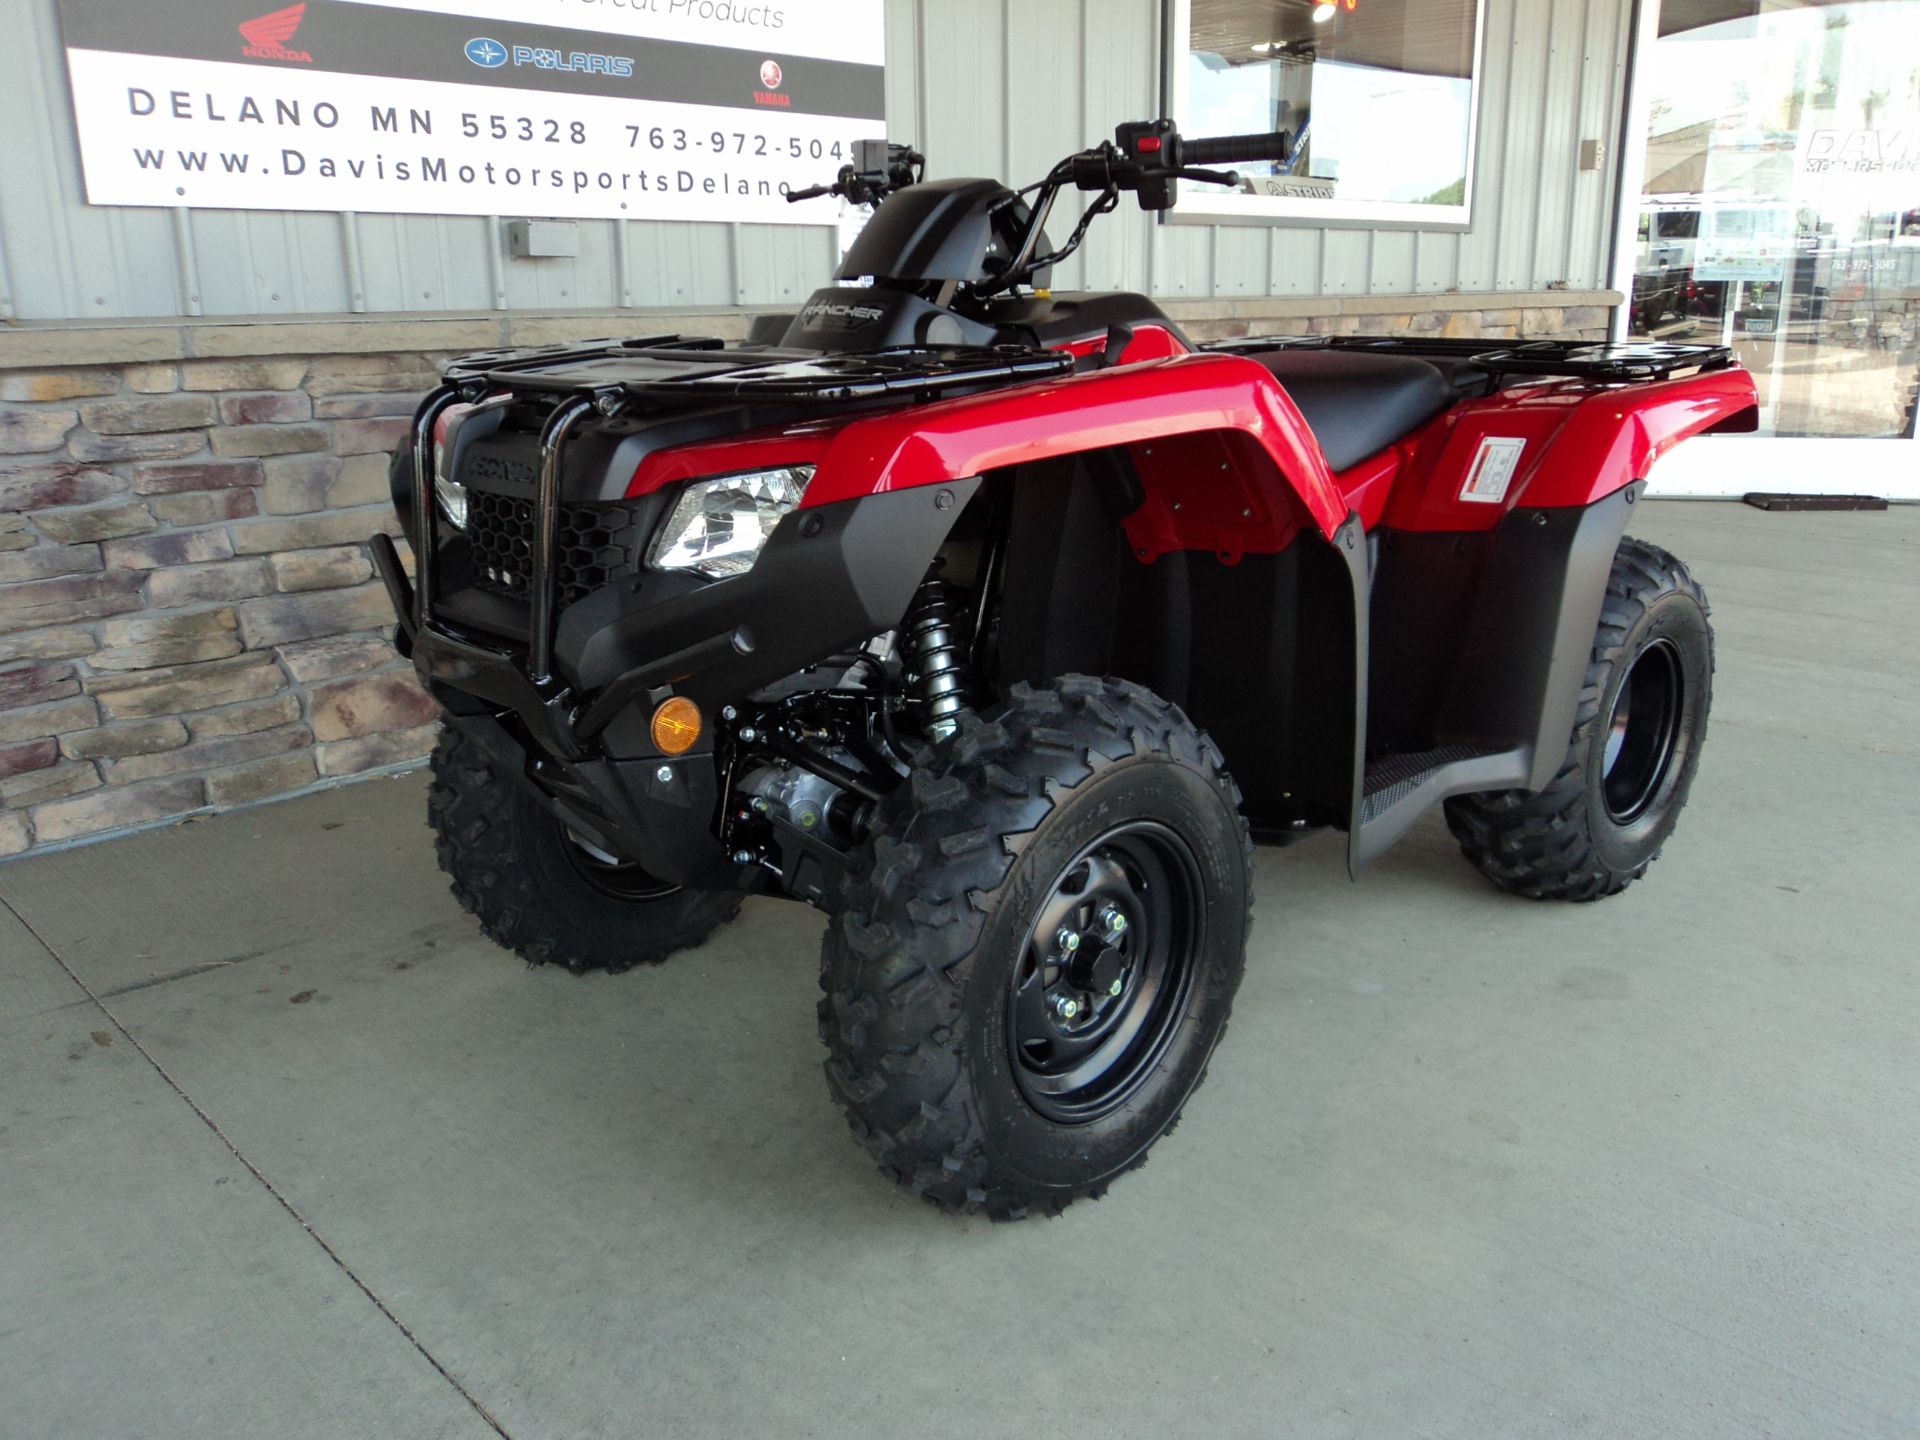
[1579,138,1606,172]
[507,220,579,259]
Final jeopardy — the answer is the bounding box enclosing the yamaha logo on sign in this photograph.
[464,37,508,68]
[754,58,790,107]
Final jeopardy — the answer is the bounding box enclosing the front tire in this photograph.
[428,725,743,973]
[819,676,1253,1219]
[1445,536,1713,900]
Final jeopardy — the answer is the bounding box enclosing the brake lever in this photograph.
[785,183,834,203]
[1178,166,1242,187]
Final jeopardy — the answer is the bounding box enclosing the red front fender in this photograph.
[801,353,1350,540]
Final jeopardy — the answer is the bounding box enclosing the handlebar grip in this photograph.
[1181,131,1291,167]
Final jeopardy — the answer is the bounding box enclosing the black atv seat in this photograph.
[1243,350,1459,471]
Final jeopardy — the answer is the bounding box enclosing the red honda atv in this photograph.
[376,123,1758,1219]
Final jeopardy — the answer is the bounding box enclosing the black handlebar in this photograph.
[785,141,925,206]
[788,120,1292,299]
[1181,130,1292,168]
[969,120,1297,296]
[1064,121,1292,209]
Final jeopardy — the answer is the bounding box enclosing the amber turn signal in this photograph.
[650,697,703,755]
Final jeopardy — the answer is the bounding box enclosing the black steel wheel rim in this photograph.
[1007,820,1205,1125]
[1601,638,1684,824]
[558,823,681,902]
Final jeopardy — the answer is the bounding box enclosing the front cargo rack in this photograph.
[1201,335,1735,383]
[406,335,1076,706]
[442,335,1074,402]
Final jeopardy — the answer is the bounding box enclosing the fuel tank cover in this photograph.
[837,177,1028,284]
[781,286,997,351]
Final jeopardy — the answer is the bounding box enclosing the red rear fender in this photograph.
[1524,367,1760,506]
[1382,367,1760,531]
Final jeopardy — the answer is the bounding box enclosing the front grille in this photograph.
[465,491,644,606]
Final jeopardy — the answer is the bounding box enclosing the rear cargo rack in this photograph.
[1201,335,1735,383]
[442,337,1074,401]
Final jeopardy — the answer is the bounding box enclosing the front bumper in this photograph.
[376,382,976,884]
[375,530,737,887]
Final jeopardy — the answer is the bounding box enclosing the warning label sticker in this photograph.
[1460,437,1527,504]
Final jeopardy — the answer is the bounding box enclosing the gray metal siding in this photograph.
[0,0,1630,323]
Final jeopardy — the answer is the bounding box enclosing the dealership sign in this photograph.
[55,0,885,224]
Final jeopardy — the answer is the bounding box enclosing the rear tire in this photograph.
[1445,537,1712,900]
[819,676,1253,1219]
[428,725,742,973]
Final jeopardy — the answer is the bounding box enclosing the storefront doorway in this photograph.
[1616,0,1920,497]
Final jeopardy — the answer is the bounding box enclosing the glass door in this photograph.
[1615,0,1920,498]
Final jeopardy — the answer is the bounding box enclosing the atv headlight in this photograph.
[434,476,469,530]
[648,466,814,580]
[432,416,468,530]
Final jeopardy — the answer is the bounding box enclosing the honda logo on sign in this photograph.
[239,3,314,62]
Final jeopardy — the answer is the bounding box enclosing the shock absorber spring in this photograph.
[902,574,971,741]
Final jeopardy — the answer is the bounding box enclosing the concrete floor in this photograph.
[3,501,1917,1439]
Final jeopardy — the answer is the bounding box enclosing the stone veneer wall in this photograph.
[0,352,437,857]
[0,291,1617,858]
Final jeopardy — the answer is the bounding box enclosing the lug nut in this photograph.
[1054,996,1080,1021]
[1100,907,1127,937]
[1108,978,1123,996]
[1057,927,1080,954]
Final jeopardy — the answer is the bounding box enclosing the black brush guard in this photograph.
[367,337,1050,880]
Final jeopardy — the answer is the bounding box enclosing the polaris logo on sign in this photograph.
[238,2,313,63]
[509,44,635,77]
[464,37,508,68]
[465,33,635,76]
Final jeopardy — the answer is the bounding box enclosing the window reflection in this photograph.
[1184,0,1480,217]
[1629,0,1920,441]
